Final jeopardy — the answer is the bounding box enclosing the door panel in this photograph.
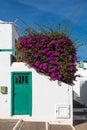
[12,72,32,115]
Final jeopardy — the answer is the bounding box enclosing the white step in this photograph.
[73,108,87,112]
[74,115,87,120]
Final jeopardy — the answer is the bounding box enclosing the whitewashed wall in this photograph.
[12,24,19,55]
[73,64,87,106]
[0,22,73,124]
[0,22,19,117]
[0,52,11,117]
[0,24,12,49]
[11,62,73,124]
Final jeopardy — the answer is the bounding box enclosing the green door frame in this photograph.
[11,71,32,116]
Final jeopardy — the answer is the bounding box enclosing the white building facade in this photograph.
[0,21,19,117]
[0,21,73,124]
[73,63,87,107]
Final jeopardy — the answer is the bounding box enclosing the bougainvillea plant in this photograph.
[16,23,77,85]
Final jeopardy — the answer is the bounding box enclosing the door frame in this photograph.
[11,71,32,116]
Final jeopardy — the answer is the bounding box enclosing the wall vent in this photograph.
[56,104,70,118]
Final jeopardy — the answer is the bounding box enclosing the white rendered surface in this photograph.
[11,62,73,124]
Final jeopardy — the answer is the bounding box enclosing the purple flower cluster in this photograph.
[16,34,77,85]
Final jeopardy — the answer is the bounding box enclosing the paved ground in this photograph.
[0,120,73,130]
[0,119,18,130]
[1,119,87,130]
[49,124,73,130]
[74,121,87,130]
[21,121,45,130]
[20,121,73,130]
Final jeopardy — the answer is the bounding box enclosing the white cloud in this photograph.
[15,0,87,26]
[16,0,78,16]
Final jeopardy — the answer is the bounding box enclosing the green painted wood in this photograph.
[11,72,32,116]
[0,49,15,52]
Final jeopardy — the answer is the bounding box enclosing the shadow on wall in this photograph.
[73,91,80,102]
[80,81,87,107]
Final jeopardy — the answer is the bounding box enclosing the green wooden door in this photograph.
[12,72,32,115]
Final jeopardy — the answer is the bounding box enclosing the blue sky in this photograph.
[0,0,87,60]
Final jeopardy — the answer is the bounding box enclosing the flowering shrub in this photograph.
[16,32,77,85]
